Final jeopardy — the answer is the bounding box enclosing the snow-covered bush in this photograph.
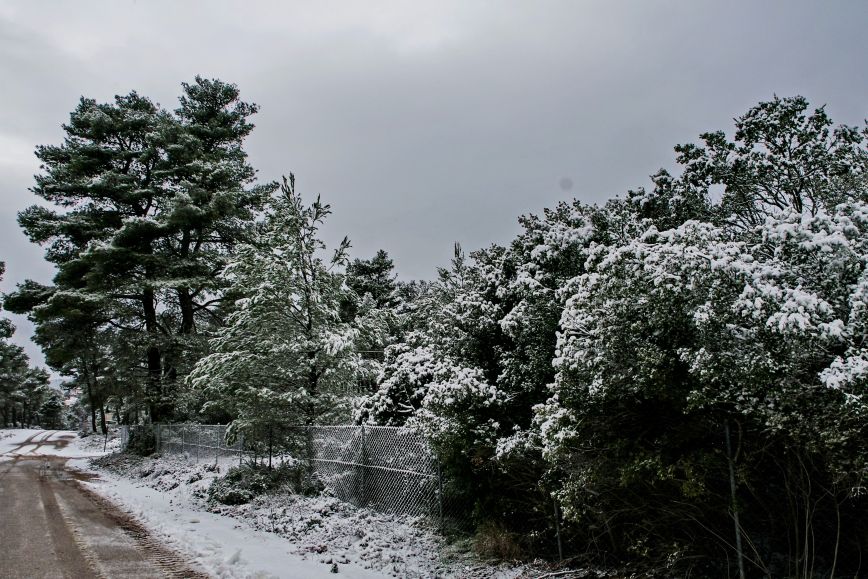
[207,462,316,505]
[358,95,868,573]
[538,201,868,571]
[356,343,505,453]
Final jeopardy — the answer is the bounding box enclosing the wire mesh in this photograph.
[303,425,440,517]
[154,423,246,465]
[132,423,448,522]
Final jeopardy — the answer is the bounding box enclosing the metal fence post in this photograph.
[360,424,367,507]
[181,426,185,456]
[238,433,243,467]
[437,460,444,531]
[195,427,200,463]
[216,426,220,466]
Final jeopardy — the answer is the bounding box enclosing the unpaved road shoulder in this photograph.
[0,430,209,579]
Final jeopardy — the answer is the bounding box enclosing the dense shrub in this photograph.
[126,426,157,456]
[207,462,319,505]
[357,96,868,574]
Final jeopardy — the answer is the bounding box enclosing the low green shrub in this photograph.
[207,461,320,505]
[126,426,156,456]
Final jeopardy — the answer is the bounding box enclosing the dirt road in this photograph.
[0,431,209,579]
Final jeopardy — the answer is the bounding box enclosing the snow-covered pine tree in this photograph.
[15,78,271,422]
[346,250,398,310]
[0,262,51,427]
[188,175,381,453]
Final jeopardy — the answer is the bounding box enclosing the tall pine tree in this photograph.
[15,77,271,421]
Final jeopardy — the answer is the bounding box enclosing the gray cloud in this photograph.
[1,0,866,368]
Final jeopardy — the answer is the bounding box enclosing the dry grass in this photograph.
[472,521,524,561]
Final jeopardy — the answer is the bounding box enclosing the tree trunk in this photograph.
[178,287,196,335]
[725,420,746,579]
[99,402,108,435]
[268,426,273,470]
[178,227,196,335]
[142,287,164,422]
[82,360,98,433]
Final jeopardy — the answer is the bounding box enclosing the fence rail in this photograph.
[304,425,440,517]
[120,423,451,524]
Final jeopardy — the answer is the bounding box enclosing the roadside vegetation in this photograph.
[4,79,867,576]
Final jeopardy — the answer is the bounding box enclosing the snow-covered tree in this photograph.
[0,262,51,427]
[358,95,868,572]
[346,250,398,310]
[536,201,868,571]
[356,203,623,540]
[15,78,271,422]
[676,95,867,228]
[188,176,382,452]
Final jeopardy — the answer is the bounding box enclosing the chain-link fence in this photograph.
[119,424,130,448]
[120,423,456,525]
[155,423,248,465]
[303,425,441,518]
[119,423,250,466]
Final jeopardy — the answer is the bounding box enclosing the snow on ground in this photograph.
[0,428,111,461]
[79,451,538,579]
[75,430,125,454]
[76,460,386,578]
[2,429,553,578]
[1,428,46,457]
[69,436,390,578]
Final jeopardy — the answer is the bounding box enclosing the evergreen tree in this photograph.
[188,176,382,451]
[38,389,66,429]
[0,262,51,427]
[3,281,112,432]
[14,78,271,421]
[672,95,867,228]
[358,95,868,571]
[346,250,398,309]
[531,98,868,572]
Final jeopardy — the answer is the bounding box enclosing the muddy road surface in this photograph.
[0,430,209,578]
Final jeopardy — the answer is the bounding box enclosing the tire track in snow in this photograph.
[74,481,212,578]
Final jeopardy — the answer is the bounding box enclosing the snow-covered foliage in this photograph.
[541,202,868,463]
[357,343,505,452]
[188,176,384,445]
[356,96,868,573]
[531,134,868,569]
[358,200,607,442]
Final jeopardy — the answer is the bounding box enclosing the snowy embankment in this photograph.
[0,429,383,578]
[1,429,568,577]
[69,443,539,579]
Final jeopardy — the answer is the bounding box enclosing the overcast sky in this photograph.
[1,0,866,368]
